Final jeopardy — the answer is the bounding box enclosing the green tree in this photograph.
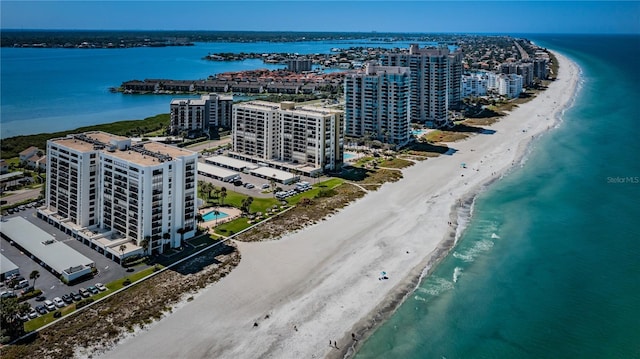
[119,244,127,264]
[241,196,254,215]
[219,187,227,205]
[0,297,30,341]
[29,270,40,289]
[140,236,151,255]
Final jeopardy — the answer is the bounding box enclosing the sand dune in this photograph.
[98,51,579,359]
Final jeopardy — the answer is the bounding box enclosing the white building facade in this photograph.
[380,44,463,128]
[497,74,524,99]
[43,131,198,258]
[232,101,343,172]
[170,93,234,135]
[344,63,412,146]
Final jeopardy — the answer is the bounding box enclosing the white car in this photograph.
[53,296,65,308]
[44,299,56,311]
[95,283,107,291]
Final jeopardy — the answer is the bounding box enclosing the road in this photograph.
[1,188,41,206]
[185,137,232,153]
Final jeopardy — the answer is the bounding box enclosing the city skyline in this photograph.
[1,1,639,34]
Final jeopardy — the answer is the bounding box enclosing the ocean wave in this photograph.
[491,232,500,239]
[453,238,494,263]
[416,276,454,296]
[453,267,463,283]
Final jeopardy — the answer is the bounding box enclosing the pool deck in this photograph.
[199,206,242,231]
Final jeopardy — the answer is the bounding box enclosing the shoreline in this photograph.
[336,50,582,359]
[97,50,580,359]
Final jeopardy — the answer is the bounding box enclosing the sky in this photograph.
[1,1,639,34]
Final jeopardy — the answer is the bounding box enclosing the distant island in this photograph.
[2,30,503,48]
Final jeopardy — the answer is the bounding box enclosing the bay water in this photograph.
[0,39,424,138]
[355,34,640,358]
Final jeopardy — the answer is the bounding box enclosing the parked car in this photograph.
[44,300,56,311]
[35,295,46,302]
[13,279,29,290]
[52,297,65,308]
[61,294,73,304]
[244,183,255,189]
[87,286,99,294]
[20,286,35,295]
[79,288,90,297]
[70,292,82,301]
[95,283,107,291]
[17,312,29,322]
[0,291,16,299]
[35,305,48,315]
[28,309,38,319]
[261,183,270,189]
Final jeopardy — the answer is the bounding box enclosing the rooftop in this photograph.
[0,217,94,275]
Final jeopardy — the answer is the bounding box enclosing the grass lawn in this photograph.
[24,304,76,332]
[214,217,253,236]
[220,191,280,213]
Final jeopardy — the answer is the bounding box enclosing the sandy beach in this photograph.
[98,51,579,359]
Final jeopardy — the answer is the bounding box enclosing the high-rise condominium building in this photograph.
[43,131,198,257]
[381,44,463,128]
[286,58,313,73]
[232,101,343,172]
[344,63,412,146]
[170,93,233,135]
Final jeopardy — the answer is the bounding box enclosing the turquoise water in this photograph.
[202,209,229,222]
[344,153,356,160]
[0,39,430,138]
[355,34,640,358]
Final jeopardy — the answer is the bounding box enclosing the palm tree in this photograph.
[119,244,126,258]
[219,187,227,205]
[213,208,220,226]
[241,196,254,215]
[212,187,221,204]
[29,270,40,289]
[141,236,151,255]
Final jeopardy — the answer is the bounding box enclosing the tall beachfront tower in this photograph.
[43,131,198,257]
[381,44,463,128]
[344,63,412,146]
[232,101,343,172]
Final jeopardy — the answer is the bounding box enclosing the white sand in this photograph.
[98,52,579,359]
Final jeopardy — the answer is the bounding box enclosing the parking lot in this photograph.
[1,207,147,319]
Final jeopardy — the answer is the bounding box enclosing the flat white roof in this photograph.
[0,254,19,275]
[198,162,239,180]
[205,155,259,171]
[250,166,297,182]
[0,217,94,275]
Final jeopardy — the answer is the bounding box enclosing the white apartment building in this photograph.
[41,131,198,259]
[497,74,524,99]
[232,101,343,173]
[381,44,463,128]
[461,72,489,98]
[344,63,412,146]
[170,93,233,135]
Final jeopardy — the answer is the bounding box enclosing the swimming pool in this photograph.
[344,153,356,160]
[202,209,229,222]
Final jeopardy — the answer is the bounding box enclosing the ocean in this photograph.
[0,39,426,138]
[355,34,640,358]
